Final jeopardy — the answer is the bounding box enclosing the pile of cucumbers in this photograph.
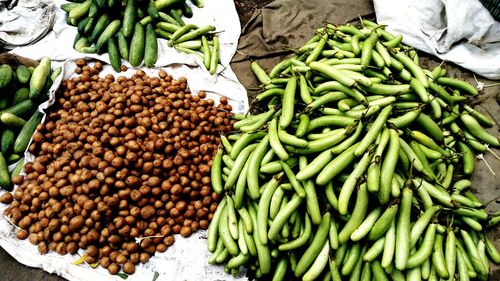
[207,20,500,280]
[62,0,220,74]
[0,58,59,190]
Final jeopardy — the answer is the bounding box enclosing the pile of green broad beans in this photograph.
[62,0,219,73]
[207,20,500,280]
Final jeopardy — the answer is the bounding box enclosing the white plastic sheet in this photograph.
[0,61,247,281]
[1,0,250,280]
[374,0,500,79]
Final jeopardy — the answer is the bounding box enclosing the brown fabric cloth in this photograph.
[230,0,374,100]
[0,53,39,68]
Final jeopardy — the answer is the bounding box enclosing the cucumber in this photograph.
[0,98,7,110]
[80,46,97,53]
[12,88,29,105]
[16,65,31,84]
[129,23,145,67]
[77,17,90,34]
[156,0,183,11]
[1,129,14,154]
[108,37,122,72]
[73,32,82,49]
[51,67,62,82]
[147,0,159,19]
[108,0,115,7]
[97,0,107,8]
[0,64,13,89]
[117,31,129,59]
[10,157,25,178]
[90,14,110,42]
[74,37,91,52]
[123,0,137,37]
[0,113,27,127]
[8,154,20,163]
[144,24,158,67]
[66,14,79,26]
[29,57,51,99]
[13,111,43,154]
[0,100,35,117]
[137,7,145,18]
[96,20,122,51]
[60,2,81,13]
[0,152,11,189]
[88,1,99,17]
[68,0,92,20]
[84,16,96,35]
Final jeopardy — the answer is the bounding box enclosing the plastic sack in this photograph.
[374,0,500,79]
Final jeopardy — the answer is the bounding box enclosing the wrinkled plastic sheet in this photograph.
[373,0,500,79]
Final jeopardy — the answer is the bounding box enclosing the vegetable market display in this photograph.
[0,58,61,190]
[62,0,220,73]
[207,20,500,280]
[1,59,235,275]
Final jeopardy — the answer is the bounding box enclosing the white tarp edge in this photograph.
[373,0,500,80]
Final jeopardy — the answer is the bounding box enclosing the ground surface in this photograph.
[1,1,499,281]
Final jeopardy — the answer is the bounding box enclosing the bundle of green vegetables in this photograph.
[207,20,500,281]
[61,0,220,73]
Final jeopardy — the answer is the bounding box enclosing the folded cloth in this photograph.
[374,0,500,79]
[0,0,55,47]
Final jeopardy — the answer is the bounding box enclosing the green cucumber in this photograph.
[123,0,137,37]
[129,23,145,67]
[96,19,122,51]
[117,31,129,60]
[15,65,31,84]
[89,14,110,42]
[0,152,11,189]
[12,88,29,105]
[13,111,43,154]
[78,16,90,34]
[60,2,81,13]
[10,157,24,178]
[0,113,27,127]
[8,154,20,163]
[68,0,92,20]
[0,98,7,110]
[88,1,98,17]
[29,57,51,99]
[0,100,35,117]
[144,23,158,67]
[83,16,96,36]
[97,0,107,8]
[11,157,25,178]
[0,64,13,89]
[51,67,62,82]
[108,38,122,72]
[147,0,159,19]
[1,129,15,155]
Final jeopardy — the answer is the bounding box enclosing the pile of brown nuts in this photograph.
[0,59,235,275]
